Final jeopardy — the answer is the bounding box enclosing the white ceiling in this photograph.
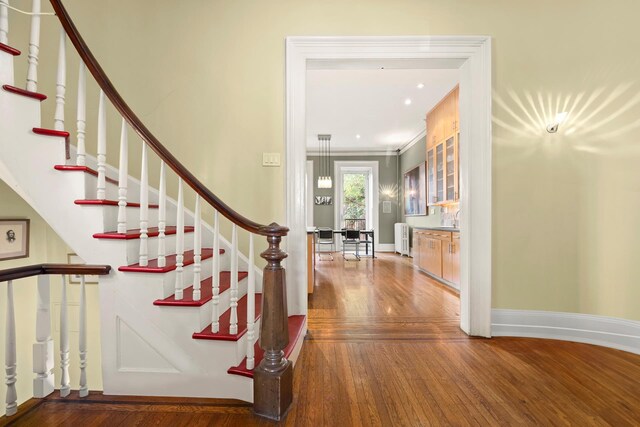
[306,67,460,152]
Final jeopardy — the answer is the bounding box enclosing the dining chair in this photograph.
[342,229,361,261]
[316,227,335,261]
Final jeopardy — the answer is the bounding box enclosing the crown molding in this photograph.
[398,129,427,155]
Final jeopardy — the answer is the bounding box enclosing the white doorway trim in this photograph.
[333,161,379,251]
[285,36,492,337]
[306,160,314,227]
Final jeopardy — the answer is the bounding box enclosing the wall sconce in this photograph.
[546,112,568,133]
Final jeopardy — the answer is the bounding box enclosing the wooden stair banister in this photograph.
[49,0,293,420]
[0,263,111,282]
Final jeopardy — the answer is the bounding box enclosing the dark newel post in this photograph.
[253,223,292,420]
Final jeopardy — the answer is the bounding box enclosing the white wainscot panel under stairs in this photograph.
[0,45,306,403]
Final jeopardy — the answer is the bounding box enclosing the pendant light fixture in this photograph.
[317,134,332,189]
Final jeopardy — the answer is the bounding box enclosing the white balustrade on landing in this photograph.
[157,161,167,267]
[211,210,221,332]
[139,143,149,266]
[0,0,9,45]
[33,275,54,398]
[230,224,239,335]
[76,62,87,166]
[2,272,95,418]
[25,0,40,92]
[246,233,256,369]
[53,28,66,131]
[117,119,128,234]
[96,90,107,200]
[174,178,185,300]
[192,196,202,301]
[59,276,70,397]
[4,280,17,416]
[78,276,88,397]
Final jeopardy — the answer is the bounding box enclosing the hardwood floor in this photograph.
[4,253,640,426]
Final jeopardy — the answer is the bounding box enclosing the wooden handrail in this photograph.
[0,263,111,283]
[49,0,287,238]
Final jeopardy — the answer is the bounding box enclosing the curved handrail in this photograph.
[0,263,111,283]
[49,0,287,238]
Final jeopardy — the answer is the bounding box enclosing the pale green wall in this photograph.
[307,155,399,244]
[8,0,640,321]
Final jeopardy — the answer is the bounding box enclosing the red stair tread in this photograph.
[33,127,69,139]
[55,165,118,185]
[192,293,262,341]
[0,43,21,56]
[119,248,224,273]
[94,226,195,240]
[75,199,159,208]
[153,271,248,307]
[227,315,306,378]
[2,84,47,101]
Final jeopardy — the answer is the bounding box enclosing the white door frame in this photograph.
[306,160,314,227]
[285,36,492,337]
[333,161,379,251]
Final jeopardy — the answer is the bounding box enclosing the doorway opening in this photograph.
[286,36,492,337]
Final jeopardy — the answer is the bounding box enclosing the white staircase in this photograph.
[0,0,305,409]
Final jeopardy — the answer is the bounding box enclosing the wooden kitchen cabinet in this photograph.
[426,86,459,206]
[412,229,459,289]
[442,232,460,284]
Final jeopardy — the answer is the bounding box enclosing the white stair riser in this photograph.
[0,51,15,86]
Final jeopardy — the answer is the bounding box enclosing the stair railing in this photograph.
[0,264,111,416]
[2,0,293,419]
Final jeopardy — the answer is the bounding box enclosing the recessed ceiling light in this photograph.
[356,134,361,139]
[417,83,425,89]
[404,98,412,105]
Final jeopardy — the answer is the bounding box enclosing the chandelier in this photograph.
[317,134,332,189]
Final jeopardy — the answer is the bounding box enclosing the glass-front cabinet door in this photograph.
[445,135,455,202]
[427,149,436,205]
[436,143,444,203]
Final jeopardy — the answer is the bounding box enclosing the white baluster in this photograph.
[76,62,86,166]
[246,233,256,370]
[4,280,17,416]
[59,276,70,397]
[0,0,8,45]
[25,0,40,92]
[230,224,238,335]
[157,161,166,267]
[33,275,54,398]
[139,143,149,266]
[53,28,66,131]
[211,210,220,332]
[78,276,88,397]
[174,178,184,300]
[192,196,202,301]
[117,119,128,234]
[96,90,107,200]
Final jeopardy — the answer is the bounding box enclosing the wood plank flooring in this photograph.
[3,253,640,426]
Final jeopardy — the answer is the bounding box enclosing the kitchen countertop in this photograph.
[413,226,460,233]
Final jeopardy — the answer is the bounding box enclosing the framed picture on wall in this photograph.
[0,219,30,261]
[403,163,426,216]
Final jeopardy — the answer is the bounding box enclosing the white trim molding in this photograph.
[286,36,492,336]
[399,129,427,155]
[377,243,396,252]
[492,309,640,356]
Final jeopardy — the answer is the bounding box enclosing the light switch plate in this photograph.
[262,153,281,167]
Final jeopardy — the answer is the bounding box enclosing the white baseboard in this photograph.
[377,243,395,252]
[492,309,640,355]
